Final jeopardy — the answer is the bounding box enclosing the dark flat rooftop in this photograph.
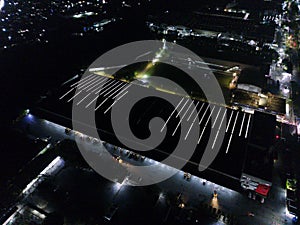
[33,74,275,189]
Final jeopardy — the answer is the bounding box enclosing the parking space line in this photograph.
[198,105,215,144]
[104,91,128,114]
[226,110,234,133]
[77,93,91,106]
[67,90,82,102]
[176,99,189,118]
[226,111,239,154]
[245,114,252,138]
[186,102,199,121]
[239,113,246,137]
[59,87,75,100]
[161,98,184,132]
[172,101,195,136]
[70,74,94,87]
[212,108,227,149]
[184,103,205,140]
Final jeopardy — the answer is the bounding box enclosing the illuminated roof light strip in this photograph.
[245,114,252,138]
[198,104,210,125]
[212,108,227,149]
[113,83,132,99]
[239,113,246,137]
[99,80,120,96]
[186,101,199,121]
[78,76,100,89]
[59,87,75,100]
[76,93,91,106]
[104,91,129,114]
[226,112,239,154]
[226,110,234,132]
[176,99,189,118]
[172,100,195,136]
[84,77,106,91]
[212,107,222,128]
[70,74,94,87]
[95,79,115,94]
[198,106,216,144]
[184,102,205,140]
[161,97,184,132]
[67,90,82,102]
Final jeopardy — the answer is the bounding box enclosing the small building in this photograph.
[240,111,276,199]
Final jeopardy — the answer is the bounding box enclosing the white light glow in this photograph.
[0,0,4,11]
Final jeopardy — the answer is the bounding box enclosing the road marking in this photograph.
[184,102,205,140]
[67,90,82,102]
[198,105,215,144]
[176,99,189,118]
[186,102,199,121]
[104,91,128,114]
[226,111,239,154]
[239,113,246,137]
[85,95,99,108]
[226,110,234,133]
[172,101,195,136]
[212,108,227,149]
[245,114,252,138]
[85,77,106,91]
[76,93,91,106]
[161,98,184,132]
[198,104,210,125]
[59,87,75,100]
[70,74,93,87]
[212,107,222,128]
